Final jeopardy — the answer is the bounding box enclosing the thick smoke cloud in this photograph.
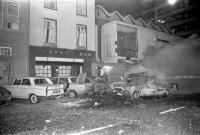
[129,35,200,80]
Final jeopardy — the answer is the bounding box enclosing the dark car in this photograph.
[0,85,12,104]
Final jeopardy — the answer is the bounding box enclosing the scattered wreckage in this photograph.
[90,72,175,101]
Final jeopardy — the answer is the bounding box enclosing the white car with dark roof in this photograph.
[4,76,64,104]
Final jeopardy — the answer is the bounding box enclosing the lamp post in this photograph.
[155,0,177,48]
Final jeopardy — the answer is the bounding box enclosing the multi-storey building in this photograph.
[0,0,29,85]
[141,0,200,37]
[0,0,96,84]
[94,5,181,76]
[29,0,95,78]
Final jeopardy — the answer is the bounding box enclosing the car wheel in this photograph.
[69,90,77,99]
[132,91,140,99]
[163,89,170,97]
[30,94,39,104]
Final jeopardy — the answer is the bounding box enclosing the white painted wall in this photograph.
[101,21,180,62]
[29,0,95,51]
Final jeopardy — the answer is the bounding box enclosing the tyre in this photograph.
[30,94,40,104]
[132,91,140,99]
[68,90,77,99]
[163,89,170,97]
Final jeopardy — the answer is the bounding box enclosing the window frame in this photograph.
[76,0,87,16]
[22,79,31,86]
[0,47,12,56]
[0,0,3,29]
[13,79,21,85]
[6,0,19,30]
[44,0,57,10]
[76,24,87,50]
[43,18,57,47]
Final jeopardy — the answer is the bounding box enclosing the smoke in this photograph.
[135,35,200,80]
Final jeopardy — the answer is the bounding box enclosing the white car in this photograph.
[67,73,93,98]
[4,77,64,103]
[50,76,77,93]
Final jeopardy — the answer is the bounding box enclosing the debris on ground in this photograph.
[118,129,125,134]
[159,106,185,114]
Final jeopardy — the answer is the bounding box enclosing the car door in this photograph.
[10,79,22,98]
[20,79,32,99]
[141,84,157,96]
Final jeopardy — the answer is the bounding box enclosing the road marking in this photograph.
[159,106,185,114]
[67,124,117,135]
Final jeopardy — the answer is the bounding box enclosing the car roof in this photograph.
[16,76,48,79]
[51,76,77,79]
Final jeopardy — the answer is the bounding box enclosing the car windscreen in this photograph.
[109,76,123,82]
[50,78,58,84]
[34,79,51,85]
[70,78,77,83]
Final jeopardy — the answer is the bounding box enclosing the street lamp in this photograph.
[155,0,177,48]
[168,0,177,5]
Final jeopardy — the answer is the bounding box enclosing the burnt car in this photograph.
[67,73,94,98]
[109,73,170,99]
[50,76,77,93]
[0,85,12,104]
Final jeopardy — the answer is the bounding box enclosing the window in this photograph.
[0,0,3,28]
[13,79,21,85]
[50,78,58,84]
[76,24,87,49]
[34,79,49,85]
[7,0,19,30]
[43,18,57,46]
[0,47,12,56]
[59,78,68,84]
[22,79,31,85]
[76,0,87,16]
[35,65,51,77]
[58,66,71,77]
[70,77,77,83]
[44,0,57,10]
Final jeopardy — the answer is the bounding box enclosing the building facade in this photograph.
[0,0,96,85]
[94,5,180,76]
[29,0,96,78]
[0,0,29,85]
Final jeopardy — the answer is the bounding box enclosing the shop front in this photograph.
[29,46,95,77]
[0,46,13,85]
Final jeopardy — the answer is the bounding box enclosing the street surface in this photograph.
[0,94,200,135]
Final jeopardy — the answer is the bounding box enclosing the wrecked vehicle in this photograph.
[50,76,78,93]
[67,73,94,98]
[109,73,170,99]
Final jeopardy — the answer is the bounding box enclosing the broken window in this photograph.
[76,24,87,49]
[0,0,3,28]
[7,0,19,30]
[76,0,87,16]
[43,18,57,46]
[44,0,57,10]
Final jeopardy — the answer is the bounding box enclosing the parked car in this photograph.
[50,76,77,93]
[0,85,12,104]
[3,77,64,104]
[67,73,94,98]
[108,74,170,99]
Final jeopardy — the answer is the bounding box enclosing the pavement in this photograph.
[0,93,200,135]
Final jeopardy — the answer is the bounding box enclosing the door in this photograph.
[20,79,32,99]
[11,79,22,98]
[0,62,11,85]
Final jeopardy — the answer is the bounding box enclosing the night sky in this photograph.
[95,0,142,17]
